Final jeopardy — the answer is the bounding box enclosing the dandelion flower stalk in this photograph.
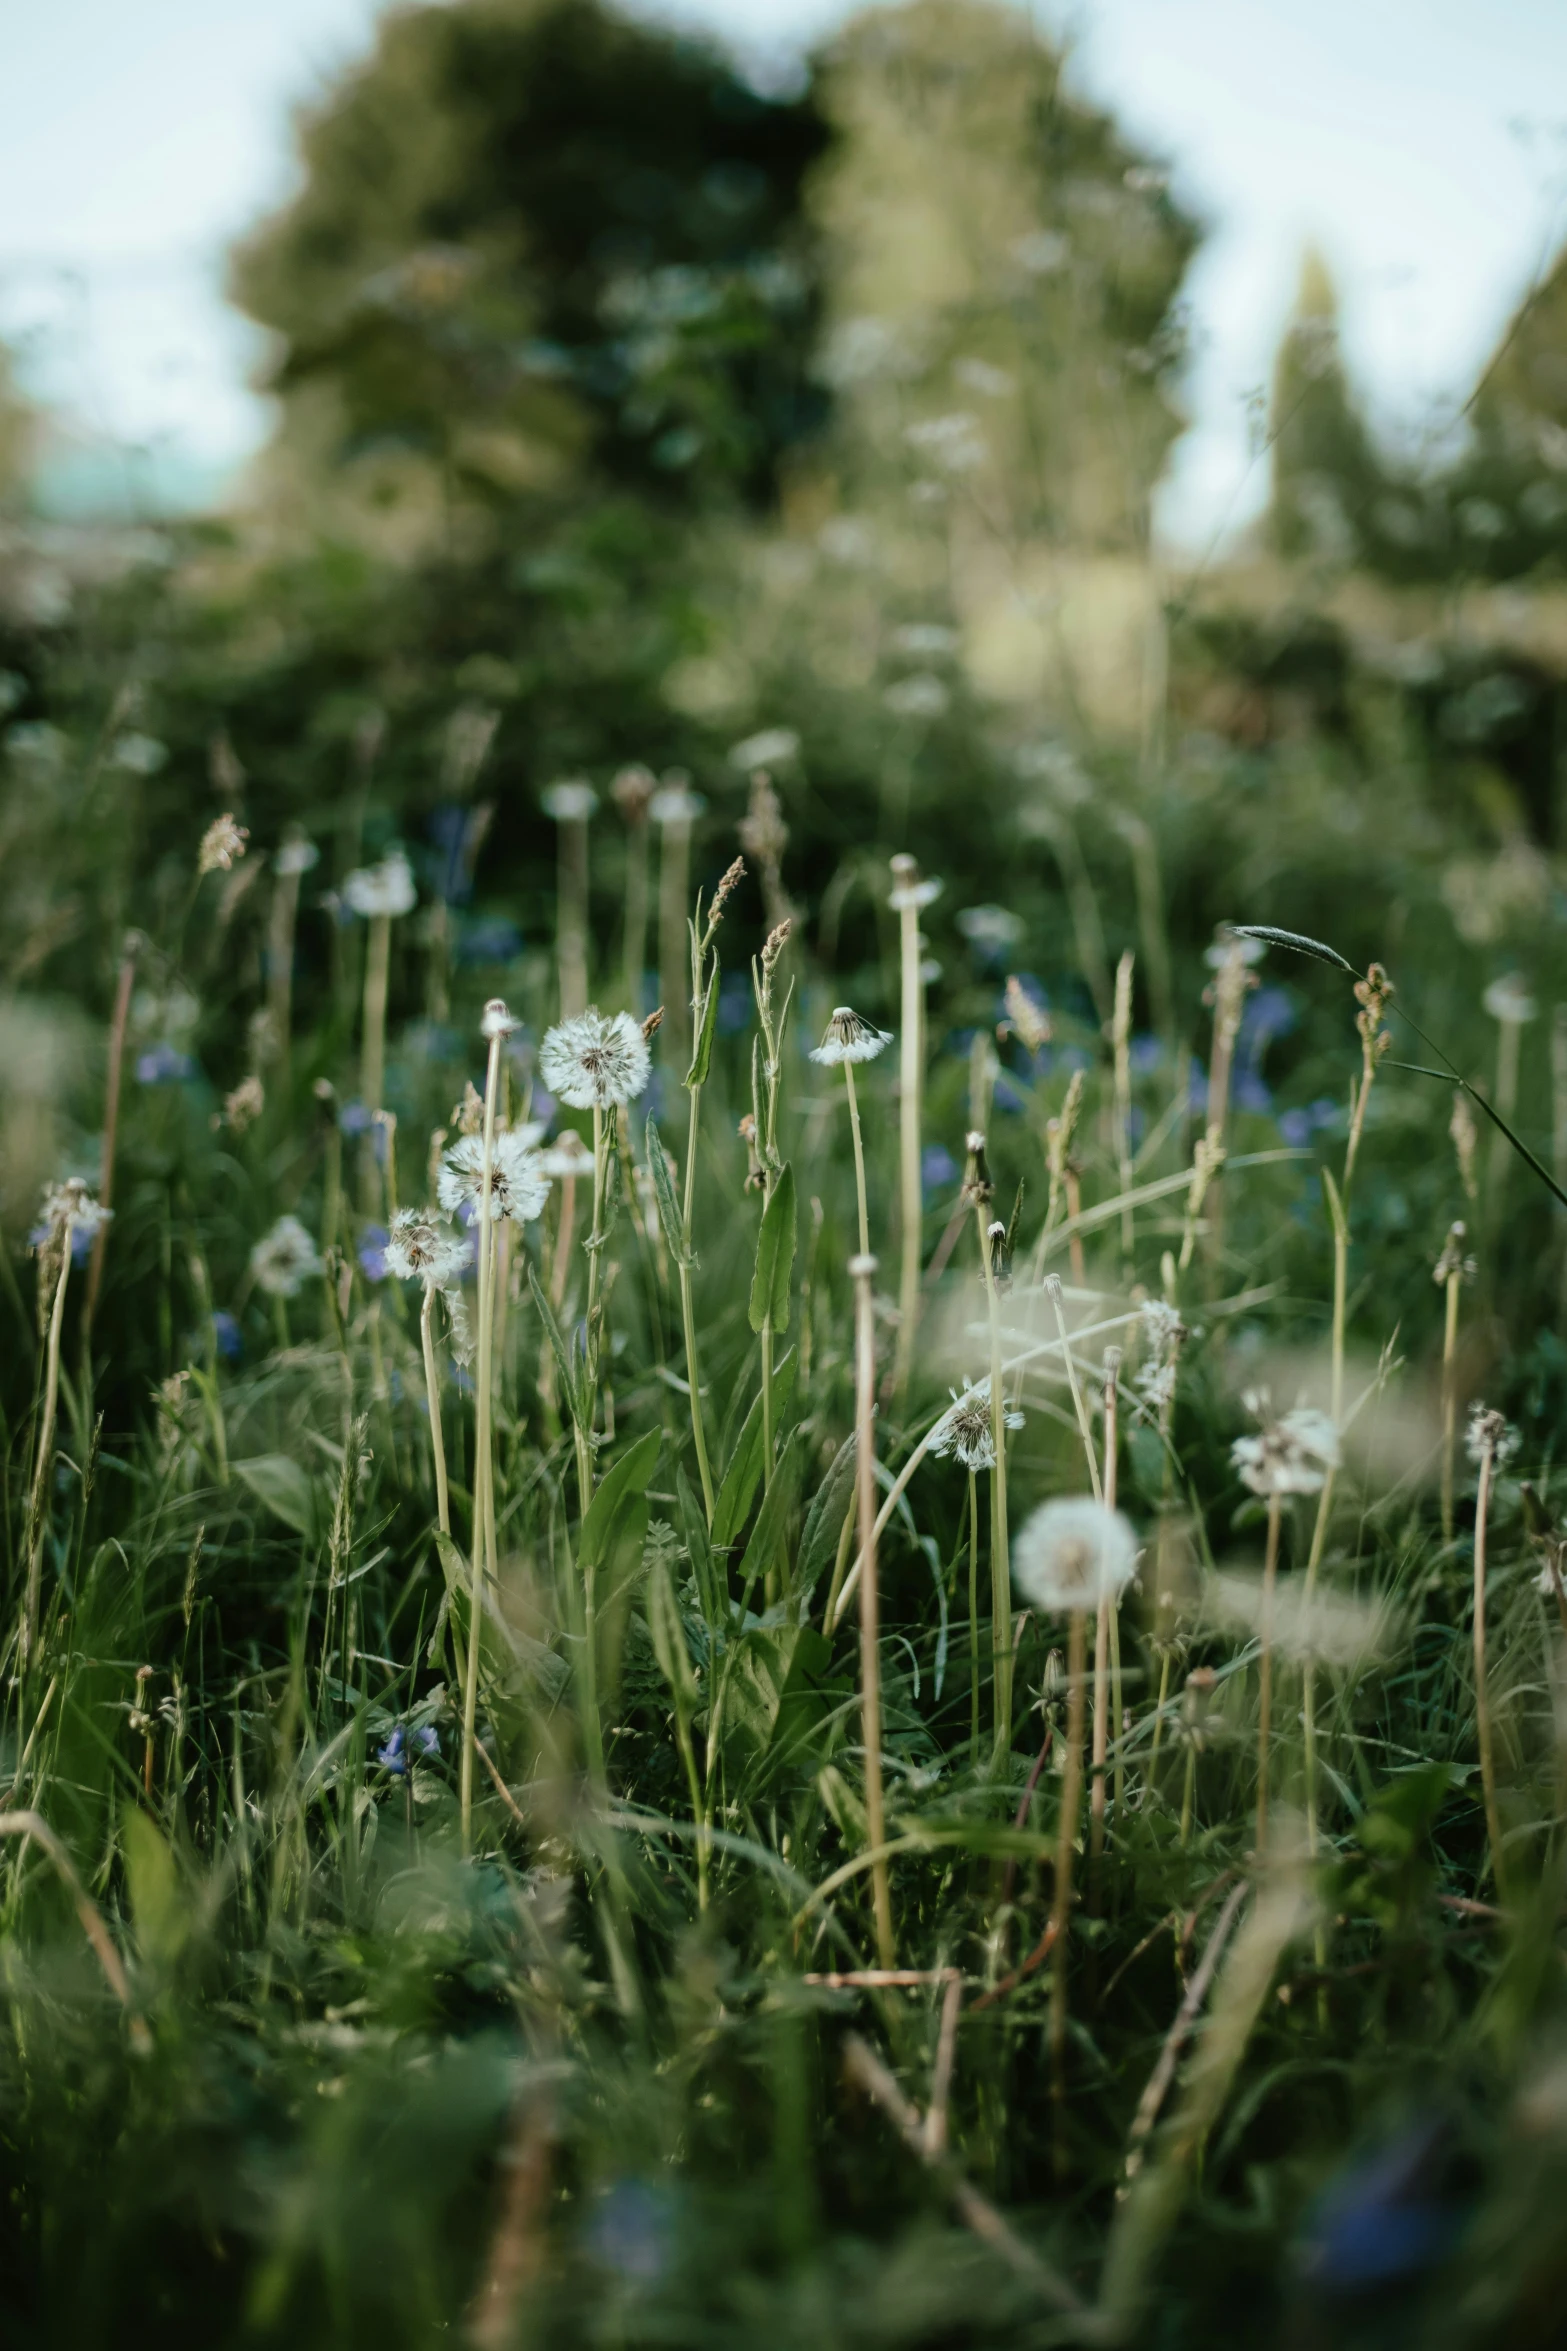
[1470,1406,1513,1901]
[889,855,937,1399]
[465,1005,509,1851]
[1436,1223,1471,1545]
[344,851,416,1208]
[1112,949,1135,1261]
[965,1134,1012,1759]
[267,831,318,1079]
[611,765,655,1009]
[1091,1349,1126,1880]
[750,920,794,1495]
[812,1010,891,1263]
[1232,1399,1339,1854]
[1010,1496,1137,2165]
[851,1251,895,1968]
[653,779,703,1060]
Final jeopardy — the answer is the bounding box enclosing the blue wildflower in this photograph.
[586,2179,676,2287]
[211,1311,242,1362]
[136,1044,194,1085]
[338,1100,373,1137]
[717,972,752,1034]
[456,916,523,966]
[1297,2119,1463,2296]
[922,1143,958,1195]
[1130,1034,1164,1075]
[378,1723,440,1776]
[358,1225,389,1282]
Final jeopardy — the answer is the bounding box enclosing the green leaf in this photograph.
[122,1808,187,1965]
[735,1425,805,1607]
[712,1348,796,1552]
[435,1532,569,1703]
[747,1161,796,1336]
[797,1431,856,1595]
[644,1116,693,1269]
[721,1622,802,1764]
[685,958,721,1089]
[579,1426,663,1574]
[676,1467,722,1630]
[528,1263,587,1429]
[1320,1164,1347,1246]
[234,1454,322,1540]
[646,1536,698,1711]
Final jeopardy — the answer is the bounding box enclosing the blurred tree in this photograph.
[231,0,831,534]
[1269,248,1388,571]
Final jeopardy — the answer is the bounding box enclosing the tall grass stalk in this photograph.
[82,929,140,1350]
[23,1236,71,1669]
[460,1008,507,1853]
[1104,1351,1126,1817]
[1472,1409,1509,1901]
[1255,1489,1281,1850]
[1051,1604,1088,2172]
[890,854,929,1399]
[851,1251,895,1968]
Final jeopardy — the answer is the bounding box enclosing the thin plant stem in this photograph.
[1051,1607,1088,2175]
[1256,1490,1281,1851]
[678,1082,716,1522]
[1046,1277,1102,1500]
[622,819,649,1009]
[461,1023,505,1855]
[1474,1427,1507,1901]
[1113,950,1135,1262]
[967,1472,981,1767]
[1104,1353,1125,1815]
[852,1253,895,1968]
[267,857,303,1077]
[419,1287,451,1538]
[23,1244,71,1669]
[659,813,691,1061]
[978,1212,1011,1761]
[1442,1266,1461,1545]
[892,865,925,1399]
[558,816,589,1020]
[844,1061,871,1261]
[1090,1588,1110,1890]
[360,909,392,1214]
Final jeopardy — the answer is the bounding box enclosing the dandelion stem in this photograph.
[1051,1607,1088,2173]
[1104,1356,1126,1816]
[461,1024,504,1856]
[968,1471,981,1768]
[557,812,589,1021]
[852,1252,895,1968]
[843,1061,871,1262]
[1256,1490,1281,1851]
[419,1287,451,1539]
[361,908,391,1119]
[1441,1266,1461,1545]
[979,1212,1011,1762]
[893,875,924,1399]
[1474,1428,1507,1902]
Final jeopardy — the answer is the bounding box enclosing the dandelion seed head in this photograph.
[438,1131,550,1224]
[275,832,319,878]
[539,1129,595,1181]
[888,853,943,913]
[542,779,598,825]
[611,764,657,822]
[1483,972,1537,1026]
[383,1208,472,1287]
[811,1007,892,1066]
[343,850,416,919]
[650,783,705,828]
[539,1008,652,1109]
[928,1377,1023,1472]
[250,1214,322,1299]
[481,998,520,1041]
[1013,1498,1138,1615]
[1467,1404,1520,1468]
[729,728,799,772]
[1231,1406,1340,1496]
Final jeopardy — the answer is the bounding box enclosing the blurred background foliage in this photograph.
[2,0,1567,1400]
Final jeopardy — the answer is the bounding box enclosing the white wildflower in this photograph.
[888,855,942,913]
[110,733,167,776]
[1013,1498,1138,1615]
[250,1214,322,1299]
[956,904,1025,950]
[810,1007,892,1067]
[884,673,950,719]
[480,997,520,1041]
[892,623,959,658]
[199,815,249,875]
[383,1208,472,1287]
[1231,1407,1340,1497]
[438,1132,550,1225]
[928,1378,1023,1473]
[343,850,416,919]
[541,779,598,824]
[1010,229,1070,275]
[904,412,986,474]
[539,1008,652,1110]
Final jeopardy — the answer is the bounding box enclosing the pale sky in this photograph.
[3,0,1565,543]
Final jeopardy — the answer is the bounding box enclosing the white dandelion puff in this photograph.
[1231,1407,1340,1497]
[275,832,320,878]
[649,784,706,828]
[928,1378,1023,1473]
[1467,1403,1520,1468]
[539,1128,595,1181]
[480,997,520,1041]
[541,779,599,824]
[539,1008,651,1110]
[1482,973,1537,1026]
[810,1007,892,1067]
[382,1208,473,1288]
[438,1132,550,1225]
[343,850,416,919]
[250,1214,322,1299]
[1013,1498,1139,1616]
